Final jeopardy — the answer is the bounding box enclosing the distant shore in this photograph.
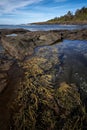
[30,21,87,25]
[31,7,87,25]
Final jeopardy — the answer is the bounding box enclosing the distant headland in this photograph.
[30,7,87,25]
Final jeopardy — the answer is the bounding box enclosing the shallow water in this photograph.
[35,40,87,92]
[6,33,17,37]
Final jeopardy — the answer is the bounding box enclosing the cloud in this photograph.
[0,10,52,24]
[0,0,86,24]
[0,0,42,14]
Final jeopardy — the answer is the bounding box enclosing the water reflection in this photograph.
[35,40,87,92]
[6,33,17,37]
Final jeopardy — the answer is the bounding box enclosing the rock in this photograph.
[1,37,34,60]
[51,29,87,40]
[1,29,87,61]
[0,60,13,71]
[1,31,62,60]
[0,73,7,79]
[0,60,8,93]
[0,28,30,35]
[0,79,7,93]
[39,32,61,45]
[36,31,61,46]
[0,53,14,93]
[39,35,47,40]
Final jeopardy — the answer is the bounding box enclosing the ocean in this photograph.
[0,24,87,31]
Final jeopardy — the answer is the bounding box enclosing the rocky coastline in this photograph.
[31,21,87,25]
[0,28,87,130]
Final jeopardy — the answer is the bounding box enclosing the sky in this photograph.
[0,0,87,24]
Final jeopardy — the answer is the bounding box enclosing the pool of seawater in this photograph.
[6,33,17,37]
[35,39,87,93]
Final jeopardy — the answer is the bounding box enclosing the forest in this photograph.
[47,7,87,24]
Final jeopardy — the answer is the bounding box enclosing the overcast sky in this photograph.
[0,0,87,24]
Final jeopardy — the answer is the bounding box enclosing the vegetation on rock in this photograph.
[10,49,87,130]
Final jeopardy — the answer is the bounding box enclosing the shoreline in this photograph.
[30,21,87,25]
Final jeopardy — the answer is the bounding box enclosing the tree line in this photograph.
[47,7,87,24]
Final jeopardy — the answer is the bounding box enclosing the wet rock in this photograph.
[0,79,7,93]
[0,71,8,93]
[1,29,87,61]
[1,31,61,60]
[83,53,87,59]
[1,36,34,60]
[38,32,61,45]
[0,60,13,71]
[0,53,14,93]
[0,73,7,79]
[0,28,30,35]
[51,29,87,40]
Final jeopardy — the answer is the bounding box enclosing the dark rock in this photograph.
[0,53,14,93]
[0,28,30,35]
[52,29,87,40]
[0,79,7,93]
